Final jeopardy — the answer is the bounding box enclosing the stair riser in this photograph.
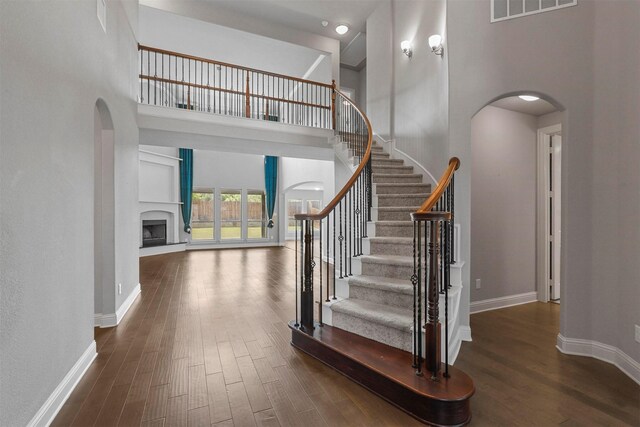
[376,195,426,207]
[374,224,413,238]
[374,185,431,195]
[372,160,404,167]
[361,261,413,281]
[349,285,413,309]
[377,210,414,221]
[332,312,412,352]
[369,241,414,257]
[373,175,422,184]
[372,166,414,174]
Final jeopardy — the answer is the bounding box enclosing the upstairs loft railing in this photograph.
[138,44,335,129]
[411,157,460,380]
[293,89,372,330]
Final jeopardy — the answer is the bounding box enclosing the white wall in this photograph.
[0,1,139,425]
[393,0,449,179]
[140,0,341,84]
[471,106,538,302]
[366,1,393,139]
[140,5,333,84]
[366,0,448,177]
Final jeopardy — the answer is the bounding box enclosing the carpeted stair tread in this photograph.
[331,299,413,332]
[368,236,413,245]
[349,275,414,296]
[376,206,422,211]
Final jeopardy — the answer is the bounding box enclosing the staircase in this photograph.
[324,141,464,361]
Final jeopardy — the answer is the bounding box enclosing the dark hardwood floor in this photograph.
[53,247,639,426]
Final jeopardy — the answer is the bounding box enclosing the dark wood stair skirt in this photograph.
[289,321,474,426]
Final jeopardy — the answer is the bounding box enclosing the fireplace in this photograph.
[142,220,167,247]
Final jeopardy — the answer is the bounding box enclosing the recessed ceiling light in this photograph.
[519,95,539,102]
[321,20,328,27]
[335,24,349,35]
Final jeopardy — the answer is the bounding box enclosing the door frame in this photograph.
[536,124,562,303]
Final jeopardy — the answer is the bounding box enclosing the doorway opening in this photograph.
[470,93,563,313]
[537,124,562,303]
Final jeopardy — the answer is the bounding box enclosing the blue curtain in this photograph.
[179,148,193,233]
[264,156,278,228]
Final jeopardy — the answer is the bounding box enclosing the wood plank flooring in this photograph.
[53,248,639,426]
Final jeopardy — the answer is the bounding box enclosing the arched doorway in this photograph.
[470,93,564,313]
[94,99,116,327]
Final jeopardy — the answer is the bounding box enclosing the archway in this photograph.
[94,99,116,327]
[470,92,565,314]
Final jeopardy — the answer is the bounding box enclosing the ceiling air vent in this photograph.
[491,0,576,23]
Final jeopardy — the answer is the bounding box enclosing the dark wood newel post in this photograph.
[301,220,315,331]
[331,80,337,130]
[426,219,442,379]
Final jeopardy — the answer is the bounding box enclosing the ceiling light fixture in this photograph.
[321,20,328,27]
[519,95,540,101]
[428,34,444,56]
[401,40,413,58]
[335,24,349,35]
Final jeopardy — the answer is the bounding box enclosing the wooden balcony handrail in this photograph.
[411,157,460,220]
[139,44,333,89]
[138,74,331,110]
[295,88,372,221]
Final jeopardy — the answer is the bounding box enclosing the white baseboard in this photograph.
[458,325,472,342]
[470,291,537,314]
[95,283,141,328]
[557,334,640,385]
[27,341,97,427]
[140,243,186,257]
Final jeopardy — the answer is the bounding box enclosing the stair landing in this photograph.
[290,321,474,426]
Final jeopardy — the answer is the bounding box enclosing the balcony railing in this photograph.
[138,44,335,129]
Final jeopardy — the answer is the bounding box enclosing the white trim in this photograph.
[188,241,278,250]
[537,124,562,303]
[491,0,577,23]
[557,334,640,385]
[470,291,538,314]
[373,134,438,185]
[140,243,187,257]
[95,283,141,327]
[27,341,97,427]
[138,149,182,161]
[458,325,472,342]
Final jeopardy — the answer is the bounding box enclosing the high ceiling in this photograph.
[194,0,380,67]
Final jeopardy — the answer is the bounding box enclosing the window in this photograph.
[247,190,267,239]
[491,0,576,22]
[221,190,242,239]
[287,199,303,233]
[191,189,214,240]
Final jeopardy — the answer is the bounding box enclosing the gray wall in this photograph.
[340,66,367,110]
[471,106,537,302]
[591,0,640,362]
[449,0,639,363]
[0,1,139,425]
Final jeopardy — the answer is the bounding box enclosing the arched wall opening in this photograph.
[470,92,565,319]
[94,99,116,327]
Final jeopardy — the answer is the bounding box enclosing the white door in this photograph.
[550,135,562,301]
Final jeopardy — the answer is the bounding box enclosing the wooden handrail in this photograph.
[413,157,460,217]
[295,89,373,221]
[139,74,330,110]
[139,44,333,89]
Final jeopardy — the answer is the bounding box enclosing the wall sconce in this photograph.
[400,40,413,58]
[428,34,444,56]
